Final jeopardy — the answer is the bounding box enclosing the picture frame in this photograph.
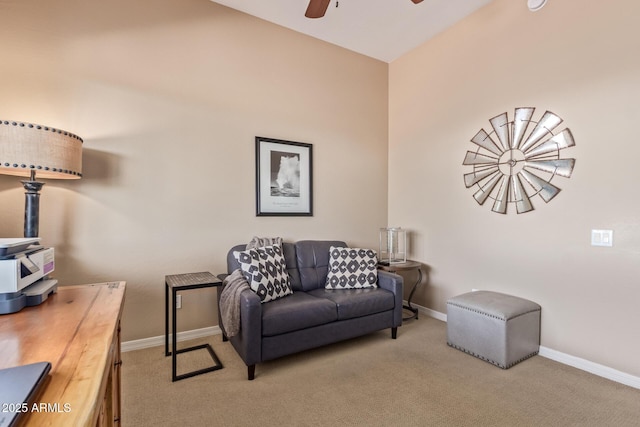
[255,136,313,216]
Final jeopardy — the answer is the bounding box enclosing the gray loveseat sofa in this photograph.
[218,240,404,380]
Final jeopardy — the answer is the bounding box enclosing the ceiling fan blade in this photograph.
[305,0,331,18]
[411,0,424,4]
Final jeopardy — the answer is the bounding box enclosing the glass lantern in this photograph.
[379,227,406,265]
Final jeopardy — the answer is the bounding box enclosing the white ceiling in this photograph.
[209,0,494,63]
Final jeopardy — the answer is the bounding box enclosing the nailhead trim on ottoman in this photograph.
[446,291,541,369]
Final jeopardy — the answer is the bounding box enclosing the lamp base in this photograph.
[21,179,44,238]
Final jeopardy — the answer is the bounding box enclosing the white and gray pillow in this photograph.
[246,236,284,250]
[325,246,378,289]
[234,244,292,303]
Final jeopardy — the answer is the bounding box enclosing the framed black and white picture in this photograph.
[255,136,313,216]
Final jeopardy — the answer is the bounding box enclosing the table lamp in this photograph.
[0,120,83,238]
[379,227,407,265]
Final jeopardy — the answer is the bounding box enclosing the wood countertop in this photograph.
[0,281,126,426]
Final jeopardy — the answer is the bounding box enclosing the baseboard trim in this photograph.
[411,302,640,390]
[405,299,447,322]
[121,326,222,353]
[537,346,640,389]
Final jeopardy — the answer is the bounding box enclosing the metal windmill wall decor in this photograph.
[462,107,576,214]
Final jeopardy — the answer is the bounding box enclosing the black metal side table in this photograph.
[378,260,423,321]
[165,271,223,381]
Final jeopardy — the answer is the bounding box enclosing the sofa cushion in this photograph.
[261,292,338,336]
[296,240,347,291]
[325,247,378,289]
[281,243,302,291]
[308,288,394,320]
[233,244,293,303]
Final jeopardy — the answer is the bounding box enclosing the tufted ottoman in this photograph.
[446,291,541,369]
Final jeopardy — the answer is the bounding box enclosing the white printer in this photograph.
[0,238,58,315]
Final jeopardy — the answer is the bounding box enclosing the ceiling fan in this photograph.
[305,0,424,19]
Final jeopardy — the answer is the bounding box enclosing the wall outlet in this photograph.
[176,294,182,309]
[591,229,613,247]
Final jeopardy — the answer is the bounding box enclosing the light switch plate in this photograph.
[591,229,613,247]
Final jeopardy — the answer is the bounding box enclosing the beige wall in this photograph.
[0,0,389,341]
[2,0,638,380]
[390,0,640,376]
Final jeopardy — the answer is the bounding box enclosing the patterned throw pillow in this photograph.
[246,236,283,250]
[325,246,378,289]
[233,244,293,303]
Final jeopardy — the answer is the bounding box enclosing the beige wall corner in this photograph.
[389,0,640,377]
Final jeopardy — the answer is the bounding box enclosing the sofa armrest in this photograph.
[378,270,403,327]
[232,288,263,366]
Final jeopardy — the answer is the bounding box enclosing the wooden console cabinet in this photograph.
[0,281,126,426]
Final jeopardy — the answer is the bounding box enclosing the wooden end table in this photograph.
[165,272,223,381]
[378,260,423,320]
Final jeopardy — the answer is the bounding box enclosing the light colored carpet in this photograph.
[121,318,640,426]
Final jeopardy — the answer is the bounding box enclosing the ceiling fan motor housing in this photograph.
[305,0,424,19]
